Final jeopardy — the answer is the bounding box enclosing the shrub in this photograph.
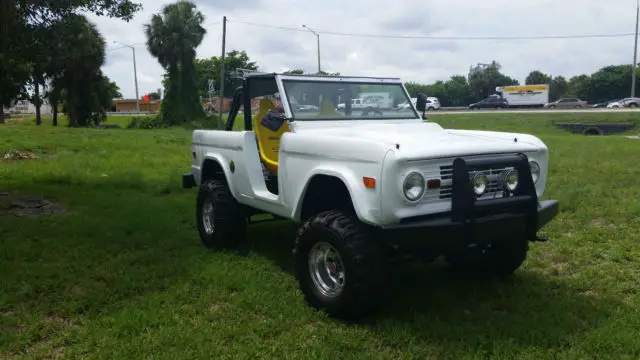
[127,115,167,129]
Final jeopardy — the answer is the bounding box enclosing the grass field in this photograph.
[1,112,639,359]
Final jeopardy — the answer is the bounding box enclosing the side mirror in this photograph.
[416,93,427,112]
[416,93,427,119]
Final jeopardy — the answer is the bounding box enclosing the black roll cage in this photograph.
[224,73,280,132]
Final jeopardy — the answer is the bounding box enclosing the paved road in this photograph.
[106,107,640,117]
[430,108,640,115]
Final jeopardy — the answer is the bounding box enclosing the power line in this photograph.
[105,21,220,51]
[229,19,636,41]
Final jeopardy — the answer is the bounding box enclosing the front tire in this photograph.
[444,238,529,278]
[196,178,246,250]
[293,210,387,319]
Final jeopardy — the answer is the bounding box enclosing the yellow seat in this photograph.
[254,99,289,175]
[318,99,341,117]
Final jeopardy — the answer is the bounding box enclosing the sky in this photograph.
[93,0,640,99]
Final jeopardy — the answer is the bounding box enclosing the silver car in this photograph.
[544,98,588,109]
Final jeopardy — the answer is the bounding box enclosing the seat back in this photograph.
[318,99,341,117]
[253,99,289,175]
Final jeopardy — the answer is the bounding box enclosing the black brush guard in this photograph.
[382,153,559,251]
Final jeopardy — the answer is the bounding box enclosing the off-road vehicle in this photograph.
[182,72,559,319]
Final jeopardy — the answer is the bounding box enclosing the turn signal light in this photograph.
[363,177,376,189]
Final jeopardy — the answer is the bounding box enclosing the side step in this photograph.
[247,214,287,225]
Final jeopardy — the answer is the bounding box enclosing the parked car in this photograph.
[591,99,620,108]
[396,97,440,111]
[606,98,640,108]
[468,96,509,110]
[294,104,320,112]
[544,98,588,109]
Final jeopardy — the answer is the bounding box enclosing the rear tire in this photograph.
[196,178,246,250]
[444,238,529,278]
[293,210,387,319]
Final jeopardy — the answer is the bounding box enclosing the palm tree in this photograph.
[145,1,206,125]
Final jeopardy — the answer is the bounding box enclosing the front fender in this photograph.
[291,166,382,225]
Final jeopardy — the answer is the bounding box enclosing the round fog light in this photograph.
[504,169,519,192]
[471,174,488,196]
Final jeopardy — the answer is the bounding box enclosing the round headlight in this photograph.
[504,169,519,192]
[529,161,540,184]
[403,172,425,202]
[471,174,488,196]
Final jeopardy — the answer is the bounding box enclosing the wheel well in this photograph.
[300,175,355,222]
[201,159,226,183]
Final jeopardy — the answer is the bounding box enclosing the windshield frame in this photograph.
[276,75,421,122]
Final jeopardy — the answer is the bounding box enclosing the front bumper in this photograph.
[379,153,559,251]
[381,200,558,250]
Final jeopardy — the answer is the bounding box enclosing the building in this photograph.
[111,98,160,113]
[4,100,52,115]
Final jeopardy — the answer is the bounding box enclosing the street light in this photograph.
[302,25,321,74]
[632,0,640,98]
[113,41,140,113]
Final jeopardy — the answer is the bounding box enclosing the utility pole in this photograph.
[302,25,321,74]
[632,0,639,98]
[218,16,227,129]
[113,41,140,113]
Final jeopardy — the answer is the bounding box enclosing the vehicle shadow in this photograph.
[243,220,617,350]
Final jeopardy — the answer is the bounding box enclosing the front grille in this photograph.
[439,164,514,200]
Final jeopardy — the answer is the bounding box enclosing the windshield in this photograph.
[281,79,420,121]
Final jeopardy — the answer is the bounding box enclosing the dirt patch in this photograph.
[2,149,38,160]
[0,192,66,217]
[626,135,640,140]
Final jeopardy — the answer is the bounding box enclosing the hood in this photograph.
[297,121,542,160]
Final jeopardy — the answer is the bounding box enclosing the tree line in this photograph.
[0,0,139,125]
[404,61,640,107]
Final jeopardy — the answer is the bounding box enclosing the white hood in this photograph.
[295,121,543,160]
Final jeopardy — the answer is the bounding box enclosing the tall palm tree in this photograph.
[145,1,206,125]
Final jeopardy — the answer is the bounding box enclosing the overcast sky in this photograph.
[92,0,639,99]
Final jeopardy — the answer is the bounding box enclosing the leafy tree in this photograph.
[525,70,552,85]
[586,65,638,103]
[15,0,142,25]
[550,76,569,101]
[567,74,591,100]
[0,0,142,124]
[0,4,28,124]
[194,50,258,98]
[283,69,304,75]
[442,75,472,106]
[146,1,206,125]
[52,15,108,126]
[468,61,519,101]
[147,92,161,100]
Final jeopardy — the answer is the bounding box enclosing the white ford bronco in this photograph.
[182,73,559,319]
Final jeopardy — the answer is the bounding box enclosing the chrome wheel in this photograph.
[202,198,215,235]
[308,241,346,298]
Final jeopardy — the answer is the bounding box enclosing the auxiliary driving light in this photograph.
[403,172,425,202]
[471,174,488,196]
[504,169,519,192]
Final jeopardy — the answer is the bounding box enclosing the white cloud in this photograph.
[95,0,639,98]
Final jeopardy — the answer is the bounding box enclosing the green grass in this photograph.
[1,112,640,359]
